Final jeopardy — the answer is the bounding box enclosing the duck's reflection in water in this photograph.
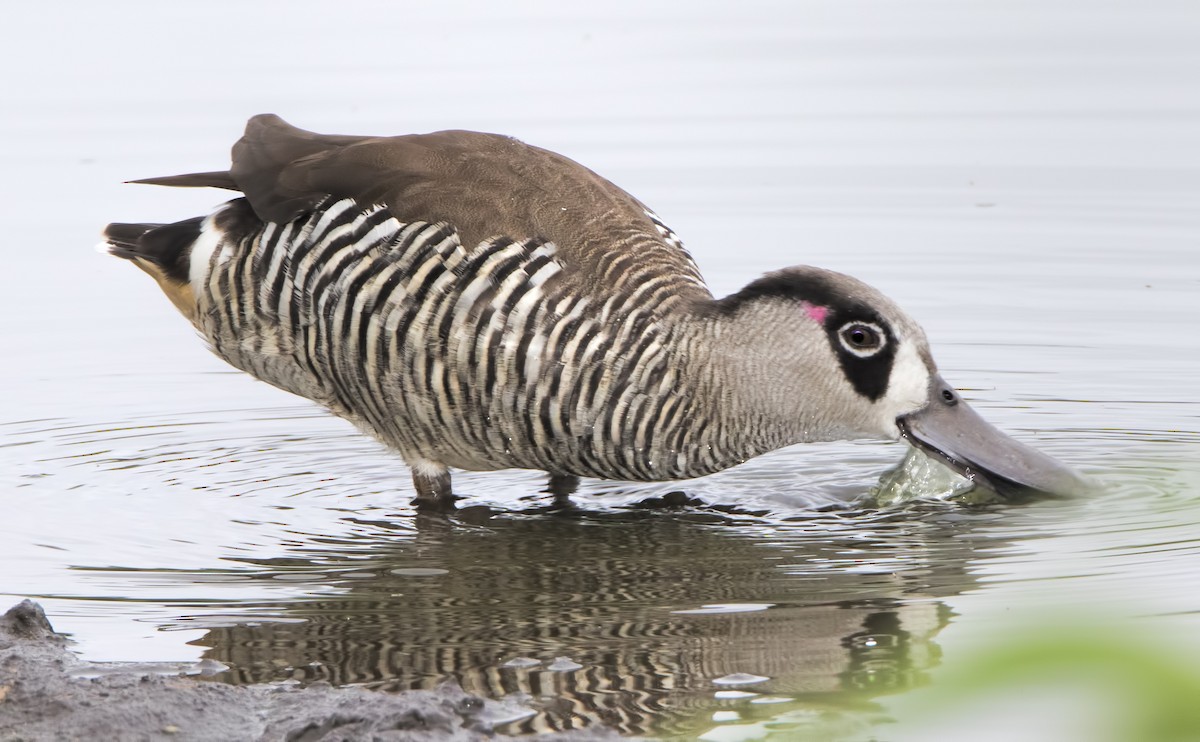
[190,505,990,736]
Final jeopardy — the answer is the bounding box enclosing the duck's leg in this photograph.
[410,461,455,511]
[546,473,580,502]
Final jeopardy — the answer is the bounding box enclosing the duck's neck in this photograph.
[646,301,844,478]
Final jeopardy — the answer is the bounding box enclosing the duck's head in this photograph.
[720,266,1089,499]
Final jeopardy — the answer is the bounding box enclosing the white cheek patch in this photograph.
[885,341,931,416]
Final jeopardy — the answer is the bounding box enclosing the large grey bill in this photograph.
[896,376,1091,499]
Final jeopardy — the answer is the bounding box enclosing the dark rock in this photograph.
[0,601,626,741]
[0,600,61,644]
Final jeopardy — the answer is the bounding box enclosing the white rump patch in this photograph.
[188,206,230,287]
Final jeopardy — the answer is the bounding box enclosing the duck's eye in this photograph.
[837,321,886,357]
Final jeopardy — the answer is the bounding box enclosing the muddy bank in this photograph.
[0,601,623,741]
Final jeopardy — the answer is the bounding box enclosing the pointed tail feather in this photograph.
[128,170,239,190]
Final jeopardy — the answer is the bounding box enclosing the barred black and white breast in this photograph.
[104,115,1087,508]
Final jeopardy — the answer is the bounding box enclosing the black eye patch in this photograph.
[824,312,896,402]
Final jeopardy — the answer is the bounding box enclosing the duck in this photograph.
[103,114,1086,509]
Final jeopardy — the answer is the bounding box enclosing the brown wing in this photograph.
[136,114,710,300]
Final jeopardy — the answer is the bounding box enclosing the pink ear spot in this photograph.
[802,302,829,324]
